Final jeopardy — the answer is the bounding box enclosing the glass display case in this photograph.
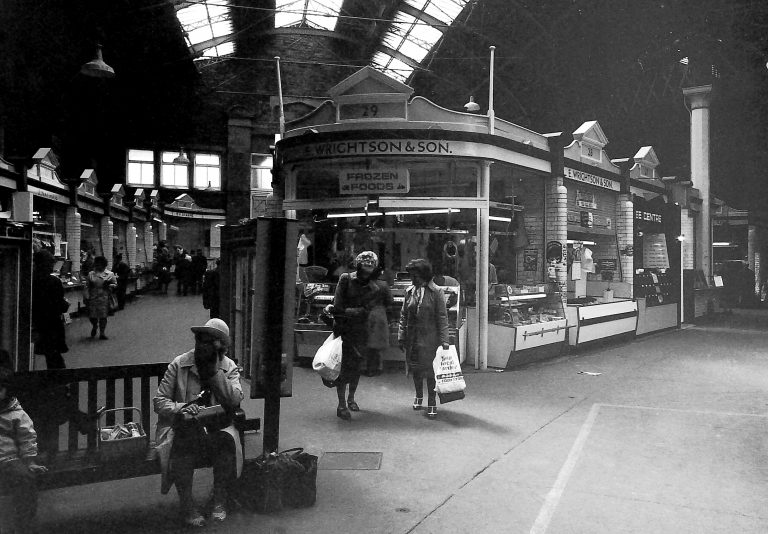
[484,283,567,368]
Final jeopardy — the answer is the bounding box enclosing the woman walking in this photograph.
[325,251,380,421]
[84,256,117,340]
[365,264,394,376]
[398,259,449,419]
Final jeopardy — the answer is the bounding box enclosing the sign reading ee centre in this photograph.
[339,167,410,194]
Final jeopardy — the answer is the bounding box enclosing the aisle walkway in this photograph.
[28,298,768,533]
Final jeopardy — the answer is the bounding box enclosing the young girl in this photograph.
[0,366,47,532]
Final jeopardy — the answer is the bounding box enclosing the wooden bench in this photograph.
[0,363,260,493]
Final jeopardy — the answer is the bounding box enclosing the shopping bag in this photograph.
[279,447,318,508]
[438,390,466,404]
[231,448,318,513]
[433,345,466,395]
[312,333,343,381]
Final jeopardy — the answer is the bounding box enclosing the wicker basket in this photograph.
[98,407,149,461]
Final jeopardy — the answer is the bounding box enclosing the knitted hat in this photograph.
[354,251,378,271]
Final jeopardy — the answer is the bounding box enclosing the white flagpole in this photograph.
[275,56,286,138]
[488,46,496,134]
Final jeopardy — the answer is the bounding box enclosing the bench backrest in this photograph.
[14,363,169,453]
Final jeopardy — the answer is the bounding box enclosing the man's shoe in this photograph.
[211,503,227,522]
[336,407,351,421]
[427,406,437,419]
[90,326,97,338]
[347,400,360,412]
[413,397,423,410]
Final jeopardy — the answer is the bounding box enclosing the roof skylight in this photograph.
[371,0,470,82]
[176,1,235,58]
[275,0,344,31]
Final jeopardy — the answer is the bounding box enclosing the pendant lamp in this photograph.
[80,44,115,79]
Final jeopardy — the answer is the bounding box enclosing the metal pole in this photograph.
[478,161,491,370]
[487,46,496,134]
[275,57,286,138]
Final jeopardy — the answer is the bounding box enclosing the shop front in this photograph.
[278,67,564,369]
[561,122,638,347]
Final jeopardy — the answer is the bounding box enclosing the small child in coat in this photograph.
[0,366,47,533]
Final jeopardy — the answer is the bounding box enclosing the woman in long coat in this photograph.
[327,251,380,421]
[83,256,117,339]
[398,258,449,419]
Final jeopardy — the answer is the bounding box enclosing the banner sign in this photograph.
[564,167,620,191]
[339,167,410,194]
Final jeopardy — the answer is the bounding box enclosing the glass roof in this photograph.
[275,0,344,31]
[176,1,235,59]
[372,0,470,82]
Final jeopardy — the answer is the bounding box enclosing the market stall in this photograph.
[562,122,637,347]
[277,66,559,369]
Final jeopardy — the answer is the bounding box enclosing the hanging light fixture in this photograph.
[80,43,115,78]
[464,96,480,113]
[173,148,189,165]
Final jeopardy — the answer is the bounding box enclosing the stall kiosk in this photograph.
[276,67,559,369]
[562,121,638,347]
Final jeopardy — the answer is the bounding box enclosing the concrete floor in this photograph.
[27,293,768,533]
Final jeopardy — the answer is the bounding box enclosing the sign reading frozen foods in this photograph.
[564,167,620,191]
[339,167,410,194]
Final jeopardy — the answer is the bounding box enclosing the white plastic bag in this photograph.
[433,345,466,394]
[312,334,343,381]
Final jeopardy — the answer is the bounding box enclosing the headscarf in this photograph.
[354,251,378,272]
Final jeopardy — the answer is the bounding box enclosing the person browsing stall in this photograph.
[153,318,244,527]
[398,259,449,419]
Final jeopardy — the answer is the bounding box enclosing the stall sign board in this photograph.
[642,233,670,269]
[576,189,597,209]
[523,248,538,271]
[564,167,620,191]
[597,259,617,272]
[339,167,410,194]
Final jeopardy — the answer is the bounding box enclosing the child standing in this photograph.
[0,366,47,533]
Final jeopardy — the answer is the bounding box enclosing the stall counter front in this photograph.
[566,298,638,346]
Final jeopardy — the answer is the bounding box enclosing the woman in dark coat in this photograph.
[365,265,394,376]
[31,250,69,369]
[398,258,449,419]
[326,251,380,421]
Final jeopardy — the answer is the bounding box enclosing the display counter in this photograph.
[466,285,566,368]
[566,297,637,346]
[634,270,678,335]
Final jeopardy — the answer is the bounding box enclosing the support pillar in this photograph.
[127,224,137,268]
[475,161,491,370]
[545,133,568,307]
[616,195,634,293]
[66,207,81,274]
[100,217,114,269]
[144,222,154,264]
[683,85,713,280]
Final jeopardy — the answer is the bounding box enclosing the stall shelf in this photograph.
[566,298,638,346]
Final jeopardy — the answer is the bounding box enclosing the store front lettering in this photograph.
[311,140,451,157]
[564,167,620,191]
[635,210,662,223]
[339,167,410,194]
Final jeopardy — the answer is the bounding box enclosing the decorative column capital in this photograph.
[682,85,713,110]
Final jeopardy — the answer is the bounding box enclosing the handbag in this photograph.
[176,404,232,433]
[231,447,318,514]
[108,292,119,314]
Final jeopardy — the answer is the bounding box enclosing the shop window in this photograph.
[193,153,221,190]
[161,151,189,188]
[127,149,155,186]
[251,154,272,191]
